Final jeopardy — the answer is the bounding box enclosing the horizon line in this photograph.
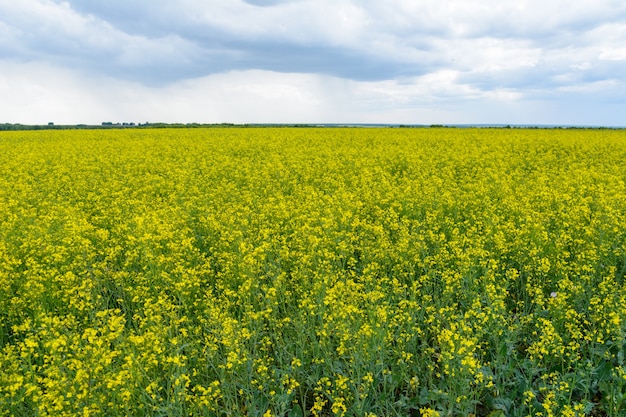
[1,122,625,131]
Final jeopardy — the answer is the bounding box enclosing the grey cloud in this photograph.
[1,1,439,83]
[4,0,624,89]
[135,2,626,86]
[1,0,625,126]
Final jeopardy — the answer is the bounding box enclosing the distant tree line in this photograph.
[0,122,240,131]
[0,123,622,131]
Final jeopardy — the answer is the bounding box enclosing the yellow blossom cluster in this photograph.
[1,127,625,416]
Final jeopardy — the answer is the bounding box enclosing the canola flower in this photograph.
[0,127,625,416]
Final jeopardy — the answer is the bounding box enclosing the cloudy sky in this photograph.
[1,0,626,125]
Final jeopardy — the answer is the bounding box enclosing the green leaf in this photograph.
[288,405,304,417]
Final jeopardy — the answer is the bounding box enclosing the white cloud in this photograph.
[0,61,112,123]
[0,0,210,81]
[4,0,625,82]
[1,0,625,125]
[0,0,118,50]
[0,61,336,124]
[5,59,621,126]
[600,48,626,61]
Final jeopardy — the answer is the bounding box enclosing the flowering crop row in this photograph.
[1,127,625,416]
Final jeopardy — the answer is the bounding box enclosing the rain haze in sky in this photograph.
[1,0,625,125]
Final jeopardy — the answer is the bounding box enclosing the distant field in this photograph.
[1,128,626,416]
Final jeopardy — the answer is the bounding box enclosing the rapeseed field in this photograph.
[1,127,625,416]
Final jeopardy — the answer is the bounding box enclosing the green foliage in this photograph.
[0,128,625,416]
